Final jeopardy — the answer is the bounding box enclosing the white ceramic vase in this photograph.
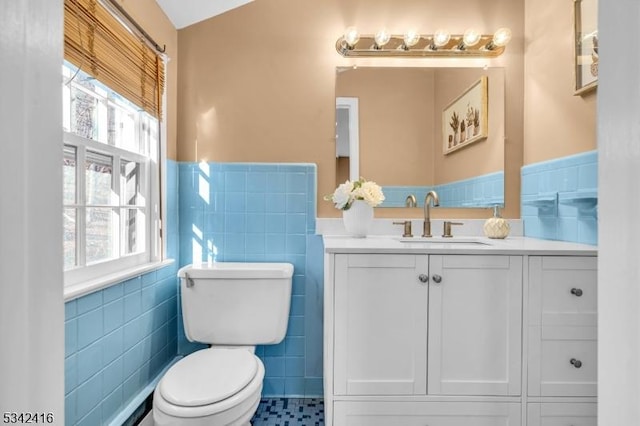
[343,200,374,238]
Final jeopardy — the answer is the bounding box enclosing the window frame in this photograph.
[62,68,163,289]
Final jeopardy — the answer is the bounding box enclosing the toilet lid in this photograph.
[159,348,259,407]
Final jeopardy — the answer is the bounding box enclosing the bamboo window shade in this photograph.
[64,0,165,119]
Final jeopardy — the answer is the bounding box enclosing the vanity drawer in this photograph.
[333,401,521,426]
[528,326,597,397]
[527,403,596,425]
[529,257,597,328]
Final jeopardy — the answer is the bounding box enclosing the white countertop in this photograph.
[323,235,597,256]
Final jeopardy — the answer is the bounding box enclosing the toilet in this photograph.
[153,262,294,426]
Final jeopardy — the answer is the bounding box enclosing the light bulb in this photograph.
[403,29,420,49]
[343,26,360,48]
[432,29,451,48]
[374,28,391,48]
[463,28,481,47]
[492,27,512,47]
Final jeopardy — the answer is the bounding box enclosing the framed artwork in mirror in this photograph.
[442,76,488,155]
[574,0,598,95]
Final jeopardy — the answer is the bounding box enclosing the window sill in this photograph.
[64,258,175,302]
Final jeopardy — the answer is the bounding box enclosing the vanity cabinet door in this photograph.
[333,254,428,396]
[427,255,523,396]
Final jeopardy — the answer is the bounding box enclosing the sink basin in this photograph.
[396,237,490,245]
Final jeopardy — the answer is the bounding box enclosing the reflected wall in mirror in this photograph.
[335,67,505,208]
[335,97,359,183]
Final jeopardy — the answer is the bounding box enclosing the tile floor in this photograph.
[251,398,324,426]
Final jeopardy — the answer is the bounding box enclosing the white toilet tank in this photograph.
[178,262,293,346]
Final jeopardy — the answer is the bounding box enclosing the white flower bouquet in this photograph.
[324,177,385,210]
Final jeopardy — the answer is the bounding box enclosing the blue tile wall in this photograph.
[381,186,432,207]
[381,171,504,208]
[521,150,597,245]
[177,162,323,397]
[64,160,180,426]
[435,171,504,207]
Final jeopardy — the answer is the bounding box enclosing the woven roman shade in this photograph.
[64,0,165,119]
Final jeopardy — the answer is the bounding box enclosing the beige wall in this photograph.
[335,157,349,184]
[113,0,596,218]
[118,0,178,160]
[336,68,435,186]
[524,0,596,165]
[177,0,525,217]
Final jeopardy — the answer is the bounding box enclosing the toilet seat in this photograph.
[154,348,264,421]
[160,348,259,407]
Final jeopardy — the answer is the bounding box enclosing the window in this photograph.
[62,63,161,286]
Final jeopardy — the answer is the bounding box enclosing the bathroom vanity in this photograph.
[322,235,597,426]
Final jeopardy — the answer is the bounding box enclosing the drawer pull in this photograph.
[570,287,583,297]
[570,358,583,368]
[418,274,429,283]
[432,274,442,284]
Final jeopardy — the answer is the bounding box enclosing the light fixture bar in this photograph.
[336,33,508,58]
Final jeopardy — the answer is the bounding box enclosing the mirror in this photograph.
[335,67,505,208]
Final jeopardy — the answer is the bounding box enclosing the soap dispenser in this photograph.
[483,205,510,239]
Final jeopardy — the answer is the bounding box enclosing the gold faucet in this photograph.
[422,191,440,237]
[392,195,417,237]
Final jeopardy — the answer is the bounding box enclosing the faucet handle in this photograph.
[393,221,413,238]
[442,221,464,238]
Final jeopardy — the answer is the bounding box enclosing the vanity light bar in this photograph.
[336,28,511,58]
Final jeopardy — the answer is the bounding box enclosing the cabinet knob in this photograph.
[570,288,583,297]
[570,358,583,368]
[432,274,442,283]
[418,274,429,283]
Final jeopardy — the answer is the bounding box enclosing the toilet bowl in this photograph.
[152,262,293,426]
[153,348,265,426]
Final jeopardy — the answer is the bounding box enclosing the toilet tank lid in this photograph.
[178,262,293,280]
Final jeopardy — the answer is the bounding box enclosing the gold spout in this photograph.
[422,191,440,237]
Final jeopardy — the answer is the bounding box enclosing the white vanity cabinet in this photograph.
[323,236,597,426]
[327,252,523,426]
[332,254,522,398]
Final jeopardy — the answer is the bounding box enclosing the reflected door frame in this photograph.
[336,97,359,181]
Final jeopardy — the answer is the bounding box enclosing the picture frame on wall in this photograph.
[574,0,598,95]
[443,76,488,155]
